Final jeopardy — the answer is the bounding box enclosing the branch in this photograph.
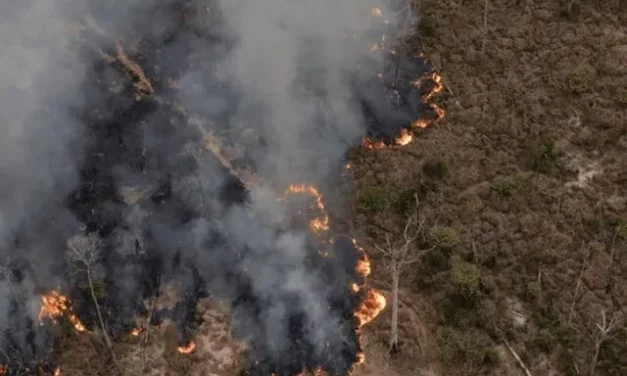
[374,242,391,256]
[503,339,533,376]
[567,243,590,324]
[66,233,124,375]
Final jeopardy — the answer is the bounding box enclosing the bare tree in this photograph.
[589,310,623,376]
[374,194,434,352]
[67,233,122,374]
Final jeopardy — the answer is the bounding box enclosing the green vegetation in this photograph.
[418,12,437,39]
[523,139,563,174]
[450,255,481,302]
[356,184,393,214]
[558,0,582,19]
[490,177,518,198]
[423,159,449,180]
[437,326,498,367]
[616,221,627,240]
[429,226,461,250]
[597,327,627,376]
[565,67,596,94]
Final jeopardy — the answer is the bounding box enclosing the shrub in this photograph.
[451,254,481,301]
[437,326,498,367]
[393,188,419,216]
[423,159,449,180]
[418,13,437,38]
[616,222,627,240]
[565,67,596,94]
[357,184,391,214]
[524,139,563,174]
[490,177,517,198]
[558,0,582,19]
[429,226,461,249]
[597,327,627,376]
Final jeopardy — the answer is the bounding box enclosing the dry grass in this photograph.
[352,0,627,375]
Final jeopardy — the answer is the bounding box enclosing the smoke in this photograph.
[0,4,89,362]
[0,0,415,374]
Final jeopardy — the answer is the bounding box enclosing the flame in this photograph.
[177,341,196,354]
[350,283,360,293]
[0,365,6,375]
[355,289,387,328]
[292,367,327,376]
[361,138,386,150]
[395,129,413,146]
[365,20,446,149]
[39,291,86,332]
[355,352,366,365]
[53,367,60,376]
[285,184,330,233]
[131,327,142,336]
[411,119,430,128]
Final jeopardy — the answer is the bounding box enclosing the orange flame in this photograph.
[355,289,387,328]
[53,367,61,376]
[39,291,86,332]
[395,129,413,146]
[131,327,142,336]
[350,283,360,293]
[361,138,386,150]
[177,341,196,354]
[285,184,330,233]
[292,367,327,376]
[365,22,446,149]
[0,365,6,375]
[355,352,366,365]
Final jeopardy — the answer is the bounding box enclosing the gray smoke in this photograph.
[185,0,399,367]
[0,0,406,372]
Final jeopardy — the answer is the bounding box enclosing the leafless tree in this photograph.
[67,233,122,374]
[589,310,623,376]
[374,194,434,351]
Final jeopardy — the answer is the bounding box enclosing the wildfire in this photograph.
[352,239,372,278]
[395,129,413,146]
[131,327,142,336]
[356,352,366,365]
[411,118,429,128]
[365,7,446,149]
[355,289,387,328]
[292,367,327,376]
[177,341,196,354]
[53,367,61,376]
[285,184,330,233]
[39,291,86,332]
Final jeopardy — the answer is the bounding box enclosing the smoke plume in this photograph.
[0,0,421,374]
